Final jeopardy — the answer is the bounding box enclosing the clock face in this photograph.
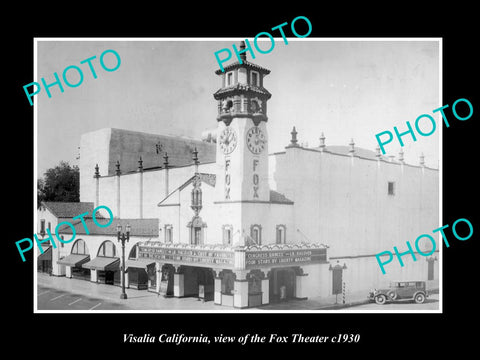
[246,126,266,154]
[219,127,238,154]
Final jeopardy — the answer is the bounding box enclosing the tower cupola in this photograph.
[213,42,272,126]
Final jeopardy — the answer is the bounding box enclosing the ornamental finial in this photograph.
[239,41,247,62]
[94,164,100,178]
[290,126,298,147]
[319,132,326,151]
[115,160,121,176]
[163,152,169,168]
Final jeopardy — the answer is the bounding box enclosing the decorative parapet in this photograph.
[138,241,328,271]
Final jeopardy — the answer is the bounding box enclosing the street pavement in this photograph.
[36,272,439,311]
[38,285,129,310]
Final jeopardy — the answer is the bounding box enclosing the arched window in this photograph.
[98,240,117,257]
[250,71,259,86]
[222,225,233,245]
[227,72,233,86]
[128,243,138,259]
[276,225,286,244]
[250,224,262,245]
[250,99,260,113]
[188,216,207,245]
[164,224,173,243]
[71,239,89,255]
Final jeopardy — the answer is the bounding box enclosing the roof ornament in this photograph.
[398,149,405,164]
[163,152,169,169]
[192,147,199,165]
[192,147,199,174]
[348,138,355,156]
[319,132,326,152]
[239,41,247,62]
[419,152,425,167]
[290,126,299,147]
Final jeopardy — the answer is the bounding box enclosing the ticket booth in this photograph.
[269,268,296,302]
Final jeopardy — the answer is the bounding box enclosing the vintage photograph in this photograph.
[34,38,441,312]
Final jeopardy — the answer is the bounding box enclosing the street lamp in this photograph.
[117,223,131,299]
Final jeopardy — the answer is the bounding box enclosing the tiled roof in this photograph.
[269,190,294,204]
[99,128,217,176]
[215,60,271,75]
[159,173,216,205]
[41,202,95,218]
[213,83,272,100]
[57,217,159,237]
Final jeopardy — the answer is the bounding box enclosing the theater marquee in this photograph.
[137,243,328,270]
[138,246,235,268]
[245,248,327,268]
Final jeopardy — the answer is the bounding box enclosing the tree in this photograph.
[38,161,80,205]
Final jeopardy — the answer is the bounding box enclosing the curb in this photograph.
[316,299,371,310]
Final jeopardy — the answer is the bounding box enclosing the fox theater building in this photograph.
[39,42,439,309]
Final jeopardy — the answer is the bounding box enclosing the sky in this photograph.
[36,38,440,178]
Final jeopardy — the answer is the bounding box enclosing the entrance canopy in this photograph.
[57,254,90,267]
[125,258,155,270]
[38,246,52,261]
[82,257,120,271]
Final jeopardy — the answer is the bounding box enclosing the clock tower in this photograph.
[213,41,272,203]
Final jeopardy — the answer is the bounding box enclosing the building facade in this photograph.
[41,42,439,309]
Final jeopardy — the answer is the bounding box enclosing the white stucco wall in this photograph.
[272,146,439,257]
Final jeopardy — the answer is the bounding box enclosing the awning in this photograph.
[125,258,155,270]
[57,254,90,267]
[38,246,52,261]
[82,257,120,271]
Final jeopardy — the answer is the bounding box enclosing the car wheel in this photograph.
[375,294,387,305]
[387,291,397,300]
[414,293,425,304]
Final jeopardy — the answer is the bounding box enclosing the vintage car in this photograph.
[368,281,428,305]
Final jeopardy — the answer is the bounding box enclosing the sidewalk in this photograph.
[37,273,219,311]
[36,273,438,311]
[260,291,370,310]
